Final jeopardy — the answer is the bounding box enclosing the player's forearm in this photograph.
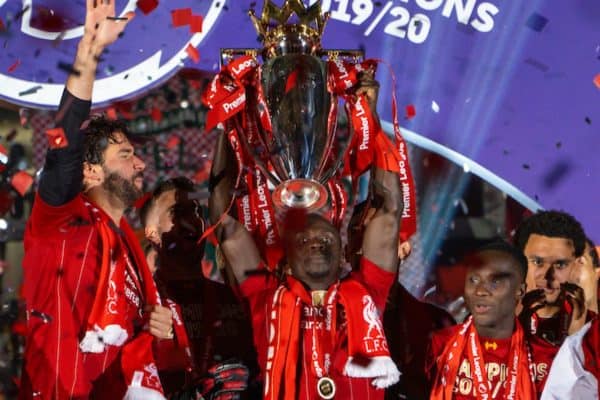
[371,167,403,218]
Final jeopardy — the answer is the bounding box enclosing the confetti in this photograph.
[46,127,68,149]
[11,171,34,197]
[166,135,180,149]
[524,57,549,72]
[171,8,192,27]
[150,107,162,122]
[0,17,5,31]
[7,59,20,73]
[431,100,440,113]
[57,61,81,76]
[5,128,17,142]
[189,14,203,33]
[555,141,562,149]
[19,85,42,96]
[543,161,571,188]
[106,107,118,120]
[13,5,30,22]
[594,73,600,89]
[522,164,530,170]
[526,13,548,32]
[136,0,159,15]
[405,104,416,119]
[186,44,200,63]
[285,69,299,93]
[134,192,152,209]
[585,117,592,125]
[192,168,209,183]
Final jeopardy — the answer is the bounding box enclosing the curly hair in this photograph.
[513,210,586,257]
[83,115,131,165]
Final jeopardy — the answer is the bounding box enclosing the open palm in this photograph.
[84,0,134,48]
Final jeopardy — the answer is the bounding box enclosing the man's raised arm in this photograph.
[209,132,262,284]
[38,0,133,206]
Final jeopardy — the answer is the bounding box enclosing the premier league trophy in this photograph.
[218,0,362,211]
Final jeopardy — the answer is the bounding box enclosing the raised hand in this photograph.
[84,0,134,49]
[355,66,380,113]
[559,282,587,335]
[518,288,545,333]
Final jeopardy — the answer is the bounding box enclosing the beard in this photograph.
[102,169,143,207]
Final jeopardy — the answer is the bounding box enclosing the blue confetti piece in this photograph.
[526,13,548,32]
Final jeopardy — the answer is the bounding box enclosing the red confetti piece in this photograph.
[11,171,34,197]
[116,102,134,120]
[106,107,118,120]
[594,73,600,90]
[136,0,159,15]
[46,127,68,149]
[186,44,200,63]
[8,59,20,73]
[171,8,192,27]
[134,192,152,209]
[192,167,209,183]
[150,107,162,122]
[285,69,299,94]
[166,135,180,149]
[405,104,416,119]
[188,79,202,90]
[189,14,203,33]
[0,17,5,31]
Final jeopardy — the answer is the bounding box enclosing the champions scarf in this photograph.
[263,276,400,400]
[430,317,536,400]
[202,55,418,270]
[79,201,165,399]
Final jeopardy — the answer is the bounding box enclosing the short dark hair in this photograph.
[513,210,586,257]
[83,115,131,165]
[587,238,600,268]
[139,176,196,227]
[475,240,528,281]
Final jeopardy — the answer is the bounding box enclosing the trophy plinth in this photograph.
[272,179,328,211]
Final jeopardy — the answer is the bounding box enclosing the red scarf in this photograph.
[430,317,536,400]
[78,201,165,399]
[264,276,400,400]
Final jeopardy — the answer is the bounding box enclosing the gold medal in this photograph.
[317,376,336,399]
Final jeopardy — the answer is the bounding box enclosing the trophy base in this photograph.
[272,179,328,211]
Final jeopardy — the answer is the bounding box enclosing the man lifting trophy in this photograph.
[206,1,417,399]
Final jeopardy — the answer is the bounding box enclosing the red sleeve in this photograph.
[351,257,396,311]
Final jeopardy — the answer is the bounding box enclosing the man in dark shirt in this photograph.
[140,177,259,398]
[20,1,172,399]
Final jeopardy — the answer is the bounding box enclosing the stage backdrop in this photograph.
[0,0,599,240]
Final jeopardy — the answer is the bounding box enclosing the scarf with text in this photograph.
[430,316,536,400]
[79,200,165,399]
[263,275,400,400]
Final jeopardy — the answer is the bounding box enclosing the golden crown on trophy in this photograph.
[249,0,329,58]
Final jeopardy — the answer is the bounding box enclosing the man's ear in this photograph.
[82,162,103,190]
[145,226,161,247]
